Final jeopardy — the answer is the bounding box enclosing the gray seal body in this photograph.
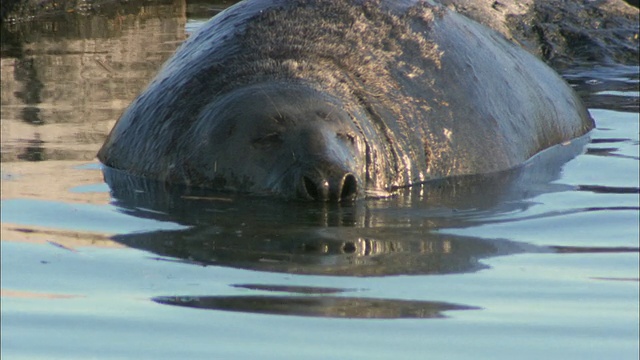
[98,0,594,201]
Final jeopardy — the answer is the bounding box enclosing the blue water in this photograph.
[1,6,639,360]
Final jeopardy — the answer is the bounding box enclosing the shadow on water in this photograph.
[151,295,480,319]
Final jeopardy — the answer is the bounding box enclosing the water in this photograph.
[2,1,639,359]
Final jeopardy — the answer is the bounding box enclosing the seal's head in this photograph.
[185,83,389,201]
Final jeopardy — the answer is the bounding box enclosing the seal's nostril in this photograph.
[303,176,319,200]
[340,174,357,201]
[302,172,355,202]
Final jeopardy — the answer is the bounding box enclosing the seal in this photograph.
[97,0,594,201]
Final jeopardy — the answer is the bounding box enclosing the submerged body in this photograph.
[98,0,594,201]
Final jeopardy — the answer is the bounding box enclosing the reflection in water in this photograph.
[1,0,188,162]
[152,295,479,319]
[106,135,590,277]
[563,66,639,112]
[117,225,533,276]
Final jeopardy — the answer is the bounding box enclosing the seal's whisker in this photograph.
[261,88,283,121]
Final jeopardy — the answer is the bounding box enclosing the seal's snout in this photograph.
[301,171,358,202]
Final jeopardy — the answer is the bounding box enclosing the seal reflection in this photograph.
[104,135,587,317]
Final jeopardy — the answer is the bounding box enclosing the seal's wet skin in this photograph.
[98,0,594,201]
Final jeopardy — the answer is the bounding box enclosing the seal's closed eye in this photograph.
[251,132,284,148]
